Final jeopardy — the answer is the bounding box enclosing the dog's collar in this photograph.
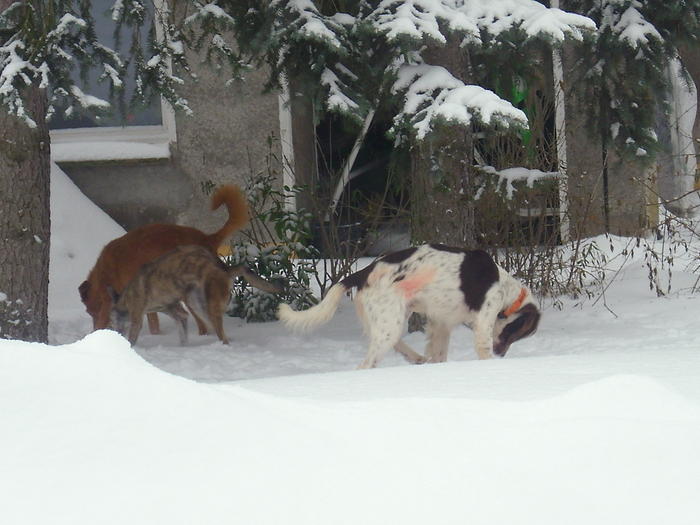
[499,287,527,319]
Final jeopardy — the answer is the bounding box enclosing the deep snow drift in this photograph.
[1,164,699,525]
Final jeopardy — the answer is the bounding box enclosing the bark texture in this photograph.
[0,79,51,343]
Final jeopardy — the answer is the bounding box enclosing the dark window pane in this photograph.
[50,0,162,129]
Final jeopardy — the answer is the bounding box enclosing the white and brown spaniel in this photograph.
[278,243,540,368]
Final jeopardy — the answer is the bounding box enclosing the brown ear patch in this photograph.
[494,303,540,357]
[78,281,91,303]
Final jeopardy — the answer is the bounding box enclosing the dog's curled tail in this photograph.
[277,283,346,333]
[208,185,250,249]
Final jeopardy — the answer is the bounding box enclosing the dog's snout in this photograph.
[493,343,508,357]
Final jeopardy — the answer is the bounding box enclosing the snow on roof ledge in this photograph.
[51,141,170,163]
[50,125,171,163]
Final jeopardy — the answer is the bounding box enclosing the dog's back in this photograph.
[123,245,230,311]
[80,185,248,330]
[113,245,234,345]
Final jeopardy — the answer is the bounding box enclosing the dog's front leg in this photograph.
[473,328,493,359]
[473,312,501,360]
[95,302,112,330]
[471,288,504,359]
[127,314,144,346]
[473,314,496,360]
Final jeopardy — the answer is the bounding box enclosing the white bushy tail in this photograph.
[277,283,347,333]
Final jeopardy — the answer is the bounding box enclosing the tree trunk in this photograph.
[677,43,700,161]
[410,37,477,249]
[410,128,476,247]
[0,80,51,343]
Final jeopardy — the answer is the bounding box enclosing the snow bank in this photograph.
[1,331,699,525]
[49,163,124,319]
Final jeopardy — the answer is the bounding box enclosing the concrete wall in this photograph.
[55,65,282,237]
[172,63,283,235]
[561,44,657,238]
[56,158,190,228]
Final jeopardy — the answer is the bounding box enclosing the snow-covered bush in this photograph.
[222,145,319,322]
[468,166,606,306]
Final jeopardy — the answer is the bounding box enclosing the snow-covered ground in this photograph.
[2,164,700,524]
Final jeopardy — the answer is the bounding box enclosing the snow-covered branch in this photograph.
[371,0,480,44]
[600,1,663,49]
[185,3,236,26]
[391,64,528,139]
[0,8,93,126]
[321,65,360,115]
[477,165,560,200]
[460,0,596,42]
[0,40,38,126]
[272,0,346,50]
[369,0,596,46]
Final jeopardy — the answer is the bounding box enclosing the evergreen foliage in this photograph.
[225,168,319,323]
[2,0,596,141]
[0,0,190,127]
[207,0,596,142]
[564,0,700,157]
[2,1,699,155]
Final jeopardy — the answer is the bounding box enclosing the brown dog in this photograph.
[109,245,281,346]
[79,185,248,334]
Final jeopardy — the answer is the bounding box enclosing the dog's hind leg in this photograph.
[394,340,426,364]
[357,293,406,369]
[184,300,209,335]
[164,303,189,345]
[185,289,212,335]
[205,277,231,345]
[424,320,451,363]
[355,297,425,365]
[207,304,229,345]
[146,312,161,335]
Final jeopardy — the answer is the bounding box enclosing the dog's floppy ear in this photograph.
[494,303,540,357]
[78,280,91,303]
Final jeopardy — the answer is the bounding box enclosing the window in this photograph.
[50,0,175,159]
